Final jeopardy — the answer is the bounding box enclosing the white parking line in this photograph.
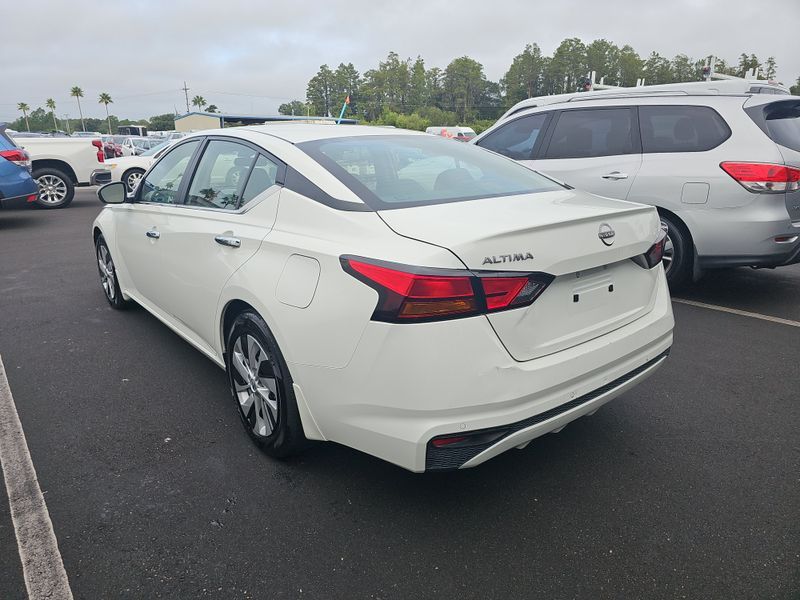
[672,298,800,328]
[0,356,73,600]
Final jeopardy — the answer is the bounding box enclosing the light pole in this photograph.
[63,114,71,134]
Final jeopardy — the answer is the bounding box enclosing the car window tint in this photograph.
[640,106,731,153]
[299,134,562,209]
[139,140,200,204]
[186,140,258,210]
[0,131,16,151]
[240,155,279,207]
[477,113,548,160]
[762,101,800,153]
[545,108,636,159]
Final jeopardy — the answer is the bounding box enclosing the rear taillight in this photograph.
[0,149,31,171]
[632,229,667,270]
[341,256,553,323]
[92,139,105,163]
[720,162,800,193]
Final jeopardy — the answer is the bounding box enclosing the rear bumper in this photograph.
[698,237,800,268]
[89,169,112,186]
[291,272,674,472]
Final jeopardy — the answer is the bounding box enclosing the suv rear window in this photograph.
[298,135,561,209]
[545,108,637,159]
[639,106,731,153]
[761,100,800,152]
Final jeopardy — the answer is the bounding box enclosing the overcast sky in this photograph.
[1,0,798,123]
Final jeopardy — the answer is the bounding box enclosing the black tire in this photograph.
[122,168,146,193]
[95,235,132,309]
[33,167,74,209]
[660,214,692,289]
[226,311,307,458]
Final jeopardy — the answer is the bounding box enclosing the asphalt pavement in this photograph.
[0,190,798,599]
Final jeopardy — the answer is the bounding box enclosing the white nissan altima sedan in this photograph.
[92,124,674,472]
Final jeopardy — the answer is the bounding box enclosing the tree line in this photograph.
[281,39,797,132]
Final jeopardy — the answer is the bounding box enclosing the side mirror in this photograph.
[98,181,127,204]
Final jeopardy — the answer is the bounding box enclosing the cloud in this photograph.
[1,0,797,121]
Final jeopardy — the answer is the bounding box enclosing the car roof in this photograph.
[237,123,427,144]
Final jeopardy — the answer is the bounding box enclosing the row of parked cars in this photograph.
[88,76,799,471]
[0,128,187,209]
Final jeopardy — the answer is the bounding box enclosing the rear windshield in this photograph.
[298,135,561,209]
[762,101,800,152]
[0,130,17,151]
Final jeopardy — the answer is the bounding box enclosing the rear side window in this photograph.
[762,101,800,152]
[185,140,258,210]
[545,108,636,159]
[639,106,731,153]
[477,113,548,160]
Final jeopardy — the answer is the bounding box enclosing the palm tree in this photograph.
[206,104,219,113]
[71,86,86,132]
[17,103,30,132]
[98,92,113,134]
[191,95,207,111]
[46,98,58,131]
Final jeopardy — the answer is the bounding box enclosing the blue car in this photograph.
[0,125,38,206]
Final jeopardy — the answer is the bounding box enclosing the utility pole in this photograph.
[63,114,70,134]
[182,81,190,113]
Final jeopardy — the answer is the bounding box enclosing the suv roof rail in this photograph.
[502,79,790,119]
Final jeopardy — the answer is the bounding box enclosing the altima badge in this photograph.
[482,252,534,265]
[598,223,615,246]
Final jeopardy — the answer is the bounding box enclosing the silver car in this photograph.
[473,82,800,286]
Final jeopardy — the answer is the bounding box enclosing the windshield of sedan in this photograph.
[298,134,562,209]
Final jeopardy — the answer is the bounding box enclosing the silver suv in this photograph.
[473,82,800,286]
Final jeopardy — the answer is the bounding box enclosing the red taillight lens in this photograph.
[92,139,105,163]
[342,257,553,323]
[0,149,31,171]
[720,162,800,193]
[633,229,667,270]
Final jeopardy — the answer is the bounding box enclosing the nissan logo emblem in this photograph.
[598,223,615,246]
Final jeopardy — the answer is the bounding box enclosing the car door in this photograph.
[114,139,202,307]
[531,107,642,199]
[152,138,285,350]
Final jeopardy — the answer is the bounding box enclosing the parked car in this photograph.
[72,131,104,138]
[92,125,673,472]
[0,124,38,206]
[104,140,175,191]
[425,126,477,142]
[10,133,112,208]
[472,81,800,287]
[100,136,124,158]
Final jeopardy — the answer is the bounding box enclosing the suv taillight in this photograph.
[92,139,105,163]
[0,148,31,171]
[341,256,553,323]
[720,162,800,193]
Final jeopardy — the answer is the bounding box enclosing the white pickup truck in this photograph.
[10,136,111,208]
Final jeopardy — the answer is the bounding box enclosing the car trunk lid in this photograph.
[378,189,663,360]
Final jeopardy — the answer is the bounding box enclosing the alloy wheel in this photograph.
[660,220,674,276]
[37,174,68,205]
[97,244,116,301]
[231,334,279,438]
[126,171,143,192]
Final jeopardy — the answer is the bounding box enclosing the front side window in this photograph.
[478,113,548,160]
[139,140,200,204]
[545,108,636,159]
[185,140,258,210]
[639,106,731,153]
[298,134,562,209]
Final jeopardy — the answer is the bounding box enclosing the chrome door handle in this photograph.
[215,235,241,248]
[602,171,628,180]
[146,230,160,239]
